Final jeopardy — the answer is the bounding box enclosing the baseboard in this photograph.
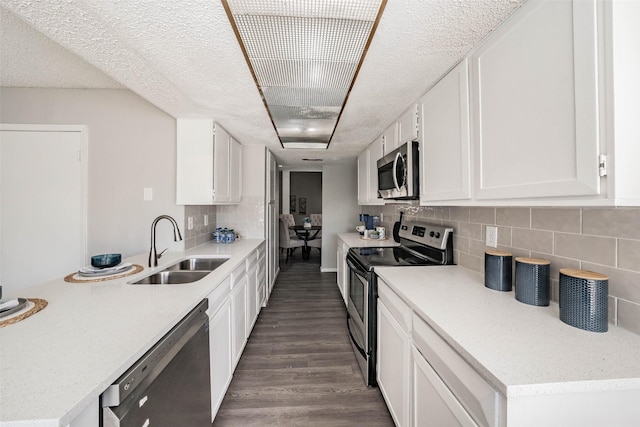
[320,267,338,273]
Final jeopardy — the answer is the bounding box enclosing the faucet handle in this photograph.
[158,248,168,259]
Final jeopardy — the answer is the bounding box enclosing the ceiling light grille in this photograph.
[223,0,386,149]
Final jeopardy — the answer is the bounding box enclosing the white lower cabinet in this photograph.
[206,276,233,421]
[378,279,502,427]
[231,263,248,369]
[246,261,258,336]
[412,313,503,427]
[377,280,411,427]
[412,346,476,427]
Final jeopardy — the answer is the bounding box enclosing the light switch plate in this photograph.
[204,215,208,226]
[187,217,194,230]
[486,226,498,248]
[143,187,153,201]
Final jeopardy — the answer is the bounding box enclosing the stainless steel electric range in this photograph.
[346,219,454,386]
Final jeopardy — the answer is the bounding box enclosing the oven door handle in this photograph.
[346,256,359,272]
[347,312,367,359]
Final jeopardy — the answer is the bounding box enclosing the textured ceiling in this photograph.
[0,0,525,167]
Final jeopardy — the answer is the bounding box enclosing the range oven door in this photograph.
[346,254,376,386]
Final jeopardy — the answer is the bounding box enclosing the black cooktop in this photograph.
[350,246,443,270]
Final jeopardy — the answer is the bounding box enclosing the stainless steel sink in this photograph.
[165,257,229,272]
[132,270,210,285]
[130,256,229,285]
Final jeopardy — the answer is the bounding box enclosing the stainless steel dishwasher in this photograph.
[101,299,211,426]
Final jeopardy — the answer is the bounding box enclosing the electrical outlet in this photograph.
[486,226,498,248]
[204,215,208,226]
[188,217,194,230]
[380,213,384,222]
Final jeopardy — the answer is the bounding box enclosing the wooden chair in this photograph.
[279,218,305,262]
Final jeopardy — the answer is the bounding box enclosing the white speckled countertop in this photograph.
[337,232,400,248]
[374,266,640,398]
[0,239,263,426]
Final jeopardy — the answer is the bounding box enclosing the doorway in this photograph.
[286,171,322,223]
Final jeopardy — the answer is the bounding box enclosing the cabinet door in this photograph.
[231,275,247,368]
[246,264,258,335]
[420,59,471,202]
[383,122,399,154]
[412,346,477,427]
[472,0,599,200]
[398,104,419,146]
[368,137,384,204]
[213,124,231,202]
[229,137,242,203]
[209,299,232,420]
[176,118,214,204]
[378,300,411,427]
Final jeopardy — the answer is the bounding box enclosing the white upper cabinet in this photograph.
[397,104,419,146]
[471,0,600,200]
[176,119,242,205]
[603,0,640,205]
[358,136,384,205]
[420,59,471,203]
[382,122,399,155]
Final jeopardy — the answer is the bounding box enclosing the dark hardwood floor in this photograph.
[213,247,394,426]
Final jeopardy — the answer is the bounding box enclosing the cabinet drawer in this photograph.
[207,276,231,316]
[412,313,501,426]
[378,279,412,332]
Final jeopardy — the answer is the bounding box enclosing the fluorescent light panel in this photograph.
[282,142,329,149]
[223,0,386,149]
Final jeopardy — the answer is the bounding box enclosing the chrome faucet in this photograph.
[149,215,183,267]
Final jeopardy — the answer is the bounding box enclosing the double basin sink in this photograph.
[131,257,229,285]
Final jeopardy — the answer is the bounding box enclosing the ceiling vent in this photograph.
[222,0,386,149]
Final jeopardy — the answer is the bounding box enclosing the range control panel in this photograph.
[398,220,453,250]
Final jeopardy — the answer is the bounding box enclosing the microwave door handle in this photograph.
[392,152,402,192]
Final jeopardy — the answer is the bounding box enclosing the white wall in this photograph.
[321,163,360,271]
[0,88,183,260]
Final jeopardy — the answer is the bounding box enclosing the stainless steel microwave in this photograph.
[377,140,419,200]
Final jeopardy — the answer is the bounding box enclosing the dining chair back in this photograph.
[279,217,305,263]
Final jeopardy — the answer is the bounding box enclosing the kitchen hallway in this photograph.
[212,250,393,426]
